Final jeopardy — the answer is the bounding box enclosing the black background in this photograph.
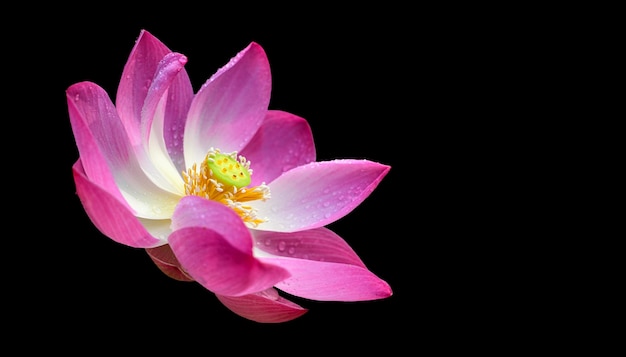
[10,5,520,353]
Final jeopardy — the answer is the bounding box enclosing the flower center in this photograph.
[182,148,270,227]
[206,151,251,188]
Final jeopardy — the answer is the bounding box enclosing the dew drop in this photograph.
[277,241,286,252]
[287,247,295,255]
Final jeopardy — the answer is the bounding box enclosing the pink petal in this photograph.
[241,110,316,186]
[168,196,290,296]
[138,52,190,192]
[116,29,173,145]
[67,81,133,208]
[73,159,161,248]
[253,227,366,267]
[142,52,194,174]
[253,227,392,301]
[216,288,307,323]
[250,159,391,232]
[67,82,180,219]
[271,259,392,301]
[184,42,271,167]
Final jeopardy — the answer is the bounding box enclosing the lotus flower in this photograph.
[67,29,391,323]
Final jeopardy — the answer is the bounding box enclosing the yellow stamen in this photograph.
[182,148,270,227]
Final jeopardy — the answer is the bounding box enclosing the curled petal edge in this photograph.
[146,245,194,282]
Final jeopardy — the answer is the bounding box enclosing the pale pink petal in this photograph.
[116,29,172,145]
[241,110,316,186]
[250,160,391,232]
[168,196,290,296]
[73,159,162,248]
[253,227,391,301]
[67,82,181,219]
[216,288,307,323]
[146,245,194,281]
[184,42,271,167]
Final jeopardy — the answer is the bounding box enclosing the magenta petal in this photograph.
[73,160,161,248]
[116,29,173,144]
[66,81,134,208]
[168,196,290,296]
[184,42,271,166]
[159,65,194,174]
[216,288,307,323]
[241,110,316,186]
[251,159,391,232]
[132,52,190,193]
[141,52,187,147]
[141,51,194,173]
[67,81,180,219]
